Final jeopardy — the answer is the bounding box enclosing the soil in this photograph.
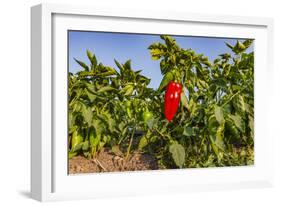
[69,148,158,174]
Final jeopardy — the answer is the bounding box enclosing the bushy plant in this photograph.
[68,35,254,169]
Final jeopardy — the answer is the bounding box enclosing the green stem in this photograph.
[221,89,243,108]
[100,101,110,113]
[220,80,253,108]
[126,127,136,159]
[154,127,171,141]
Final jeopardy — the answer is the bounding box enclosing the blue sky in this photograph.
[68,31,253,89]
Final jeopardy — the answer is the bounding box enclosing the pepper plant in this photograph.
[68,35,254,169]
[147,35,254,168]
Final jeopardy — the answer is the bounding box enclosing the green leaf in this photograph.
[106,115,116,133]
[213,79,227,88]
[244,102,253,116]
[232,85,242,92]
[169,142,185,168]
[160,59,169,74]
[91,55,98,68]
[214,106,224,124]
[209,120,225,157]
[71,142,83,152]
[234,95,246,113]
[138,136,148,150]
[95,67,117,77]
[82,141,89,151]
[208,115,219,135]
[219,53,231,60]
[188,98,198,118]
[243,39,253,49]
[112,145,123,156]
[123,60,131,70]
[229,114,245,132]
[197,79,208,89]
[237,41,246,50]
[183,126,193,137]
[214,58,221,64]
[225,118,240,139]
[248,115,254,131]
[74,58,89,71]
[89,128,101,147]
[72,101,83,112]
[82,105,92,125]
[122,84,134,96]
[97,86,116,93]
[89,129,95,146]
[158,71,174,91]
[248,115,254,138]
[216,123,225,150]
[86,50,93,60]
[68,151,77,159]
[209,135,219,157]
[78,70,94,77]
[86,90,96,101]
[146,118,156,129]
[69,112,75,129]
[232,41,247,54]
[114,59,124,72]
[225,42,234,50]
[223,103,232,114]
[180,91,189,109]
[150,48,165,60]
[86,50,97,67]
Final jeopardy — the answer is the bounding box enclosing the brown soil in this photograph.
[68,148,158,174]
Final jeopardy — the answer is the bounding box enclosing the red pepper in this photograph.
[164,81,182,122]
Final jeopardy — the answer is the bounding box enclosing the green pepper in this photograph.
[142,110,153,122]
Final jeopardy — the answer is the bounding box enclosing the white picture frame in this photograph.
[31,3,274,202]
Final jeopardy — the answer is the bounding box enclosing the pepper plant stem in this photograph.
[126,126,136,159]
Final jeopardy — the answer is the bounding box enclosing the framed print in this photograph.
[31,3,274,201]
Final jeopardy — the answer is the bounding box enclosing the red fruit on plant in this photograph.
[164,81,182,122]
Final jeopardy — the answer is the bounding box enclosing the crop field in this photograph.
[68,33,254,174]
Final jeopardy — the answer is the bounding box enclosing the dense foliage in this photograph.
[68,35,254,169]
